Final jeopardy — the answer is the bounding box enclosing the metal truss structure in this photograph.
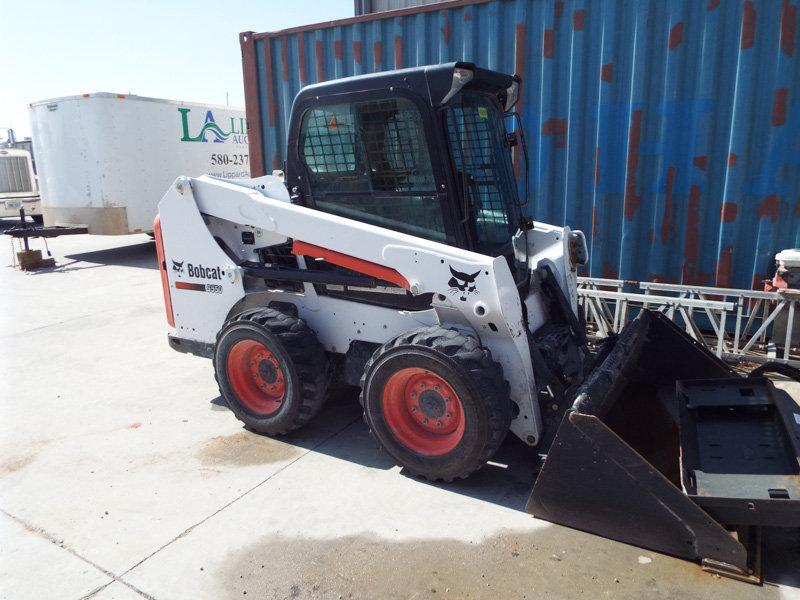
[578,277,800,367]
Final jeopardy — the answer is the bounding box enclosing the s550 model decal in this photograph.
[175,281,223,294]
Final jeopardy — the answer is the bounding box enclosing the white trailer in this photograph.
[29,93,247,234]
[0,128,41,222]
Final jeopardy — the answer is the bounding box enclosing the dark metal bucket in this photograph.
[526,310,800,583]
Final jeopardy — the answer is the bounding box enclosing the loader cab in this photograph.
[285,63,524,259]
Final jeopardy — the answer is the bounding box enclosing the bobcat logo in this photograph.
[172,260,184,275]
[448,265,480,301]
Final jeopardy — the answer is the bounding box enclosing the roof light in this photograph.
[440,67,474,105]
[504,79,520,112]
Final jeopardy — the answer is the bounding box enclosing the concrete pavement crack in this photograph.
[0,508,156,600]
[118,415,363,580]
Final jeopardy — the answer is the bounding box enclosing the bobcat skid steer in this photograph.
[155,63,799,582]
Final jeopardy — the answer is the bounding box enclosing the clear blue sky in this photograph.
[1,1,353,138]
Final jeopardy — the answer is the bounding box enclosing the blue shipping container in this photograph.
[241,0,800,290]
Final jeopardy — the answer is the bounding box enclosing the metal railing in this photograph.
[577,277,800,367]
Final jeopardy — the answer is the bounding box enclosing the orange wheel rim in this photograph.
[226,340,286,415]
[380,367,465,456]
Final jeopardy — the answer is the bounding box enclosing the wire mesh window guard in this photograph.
[446,93,518,253]
[300,98,445,241]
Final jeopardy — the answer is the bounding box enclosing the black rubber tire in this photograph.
[214,307,329,435]
[360,326,512,482]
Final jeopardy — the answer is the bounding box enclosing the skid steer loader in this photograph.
[155,63,799,582]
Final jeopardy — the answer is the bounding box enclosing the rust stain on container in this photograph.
[623,110,643,220]
[781,0,796,56]
[669,22,684,49]
[721,202,738,223]
[741,1,756,49]
[573,9,585,31]
[757,195,780,222]
[772,88,788,126]
[683,185,702,283]
[543,29,555,58]
[716,246,734,287]
[662,166,677,243]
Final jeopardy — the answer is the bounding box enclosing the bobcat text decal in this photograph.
[172,260,224,294]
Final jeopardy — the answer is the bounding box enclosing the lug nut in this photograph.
[434,385,440,391]
[410,392,417,398]
[446,412,452,418]
[436,421,442,427]
[422,418,429,424]
[410,406,417,412]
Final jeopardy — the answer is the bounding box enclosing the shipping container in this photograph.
[241,0,800,290]
[354,0,445,16]
[29,94,248,234]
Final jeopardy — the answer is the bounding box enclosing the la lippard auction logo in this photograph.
[178,108,247,144]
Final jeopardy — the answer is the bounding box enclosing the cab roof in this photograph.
[293,62,519,110]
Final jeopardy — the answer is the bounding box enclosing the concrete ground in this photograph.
[1,227,799,600]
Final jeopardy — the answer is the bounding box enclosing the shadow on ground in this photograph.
[211,386,552,512]
[63,240,157,270]
[209,387,800,591]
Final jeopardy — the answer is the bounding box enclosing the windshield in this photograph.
[445,92,520,256]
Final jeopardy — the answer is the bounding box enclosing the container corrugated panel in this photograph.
[241,0,800,290]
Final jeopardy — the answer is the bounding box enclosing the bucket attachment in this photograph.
[527,310,800,583]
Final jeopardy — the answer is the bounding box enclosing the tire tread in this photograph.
[215,307,328,435]
[359,326,510,481]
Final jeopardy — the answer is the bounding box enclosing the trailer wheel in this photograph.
[214,308,329,435]
[360,327,511,481]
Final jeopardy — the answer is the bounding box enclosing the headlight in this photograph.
[568,230,589,266]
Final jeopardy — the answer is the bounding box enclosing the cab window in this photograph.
[446,92,519,255]
[300,98,446,241]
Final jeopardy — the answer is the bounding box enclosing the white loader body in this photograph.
[157,175,581,446]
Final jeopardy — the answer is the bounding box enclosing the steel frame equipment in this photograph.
[578,277,800,367]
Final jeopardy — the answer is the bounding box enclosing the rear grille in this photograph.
[0,156,33,193]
